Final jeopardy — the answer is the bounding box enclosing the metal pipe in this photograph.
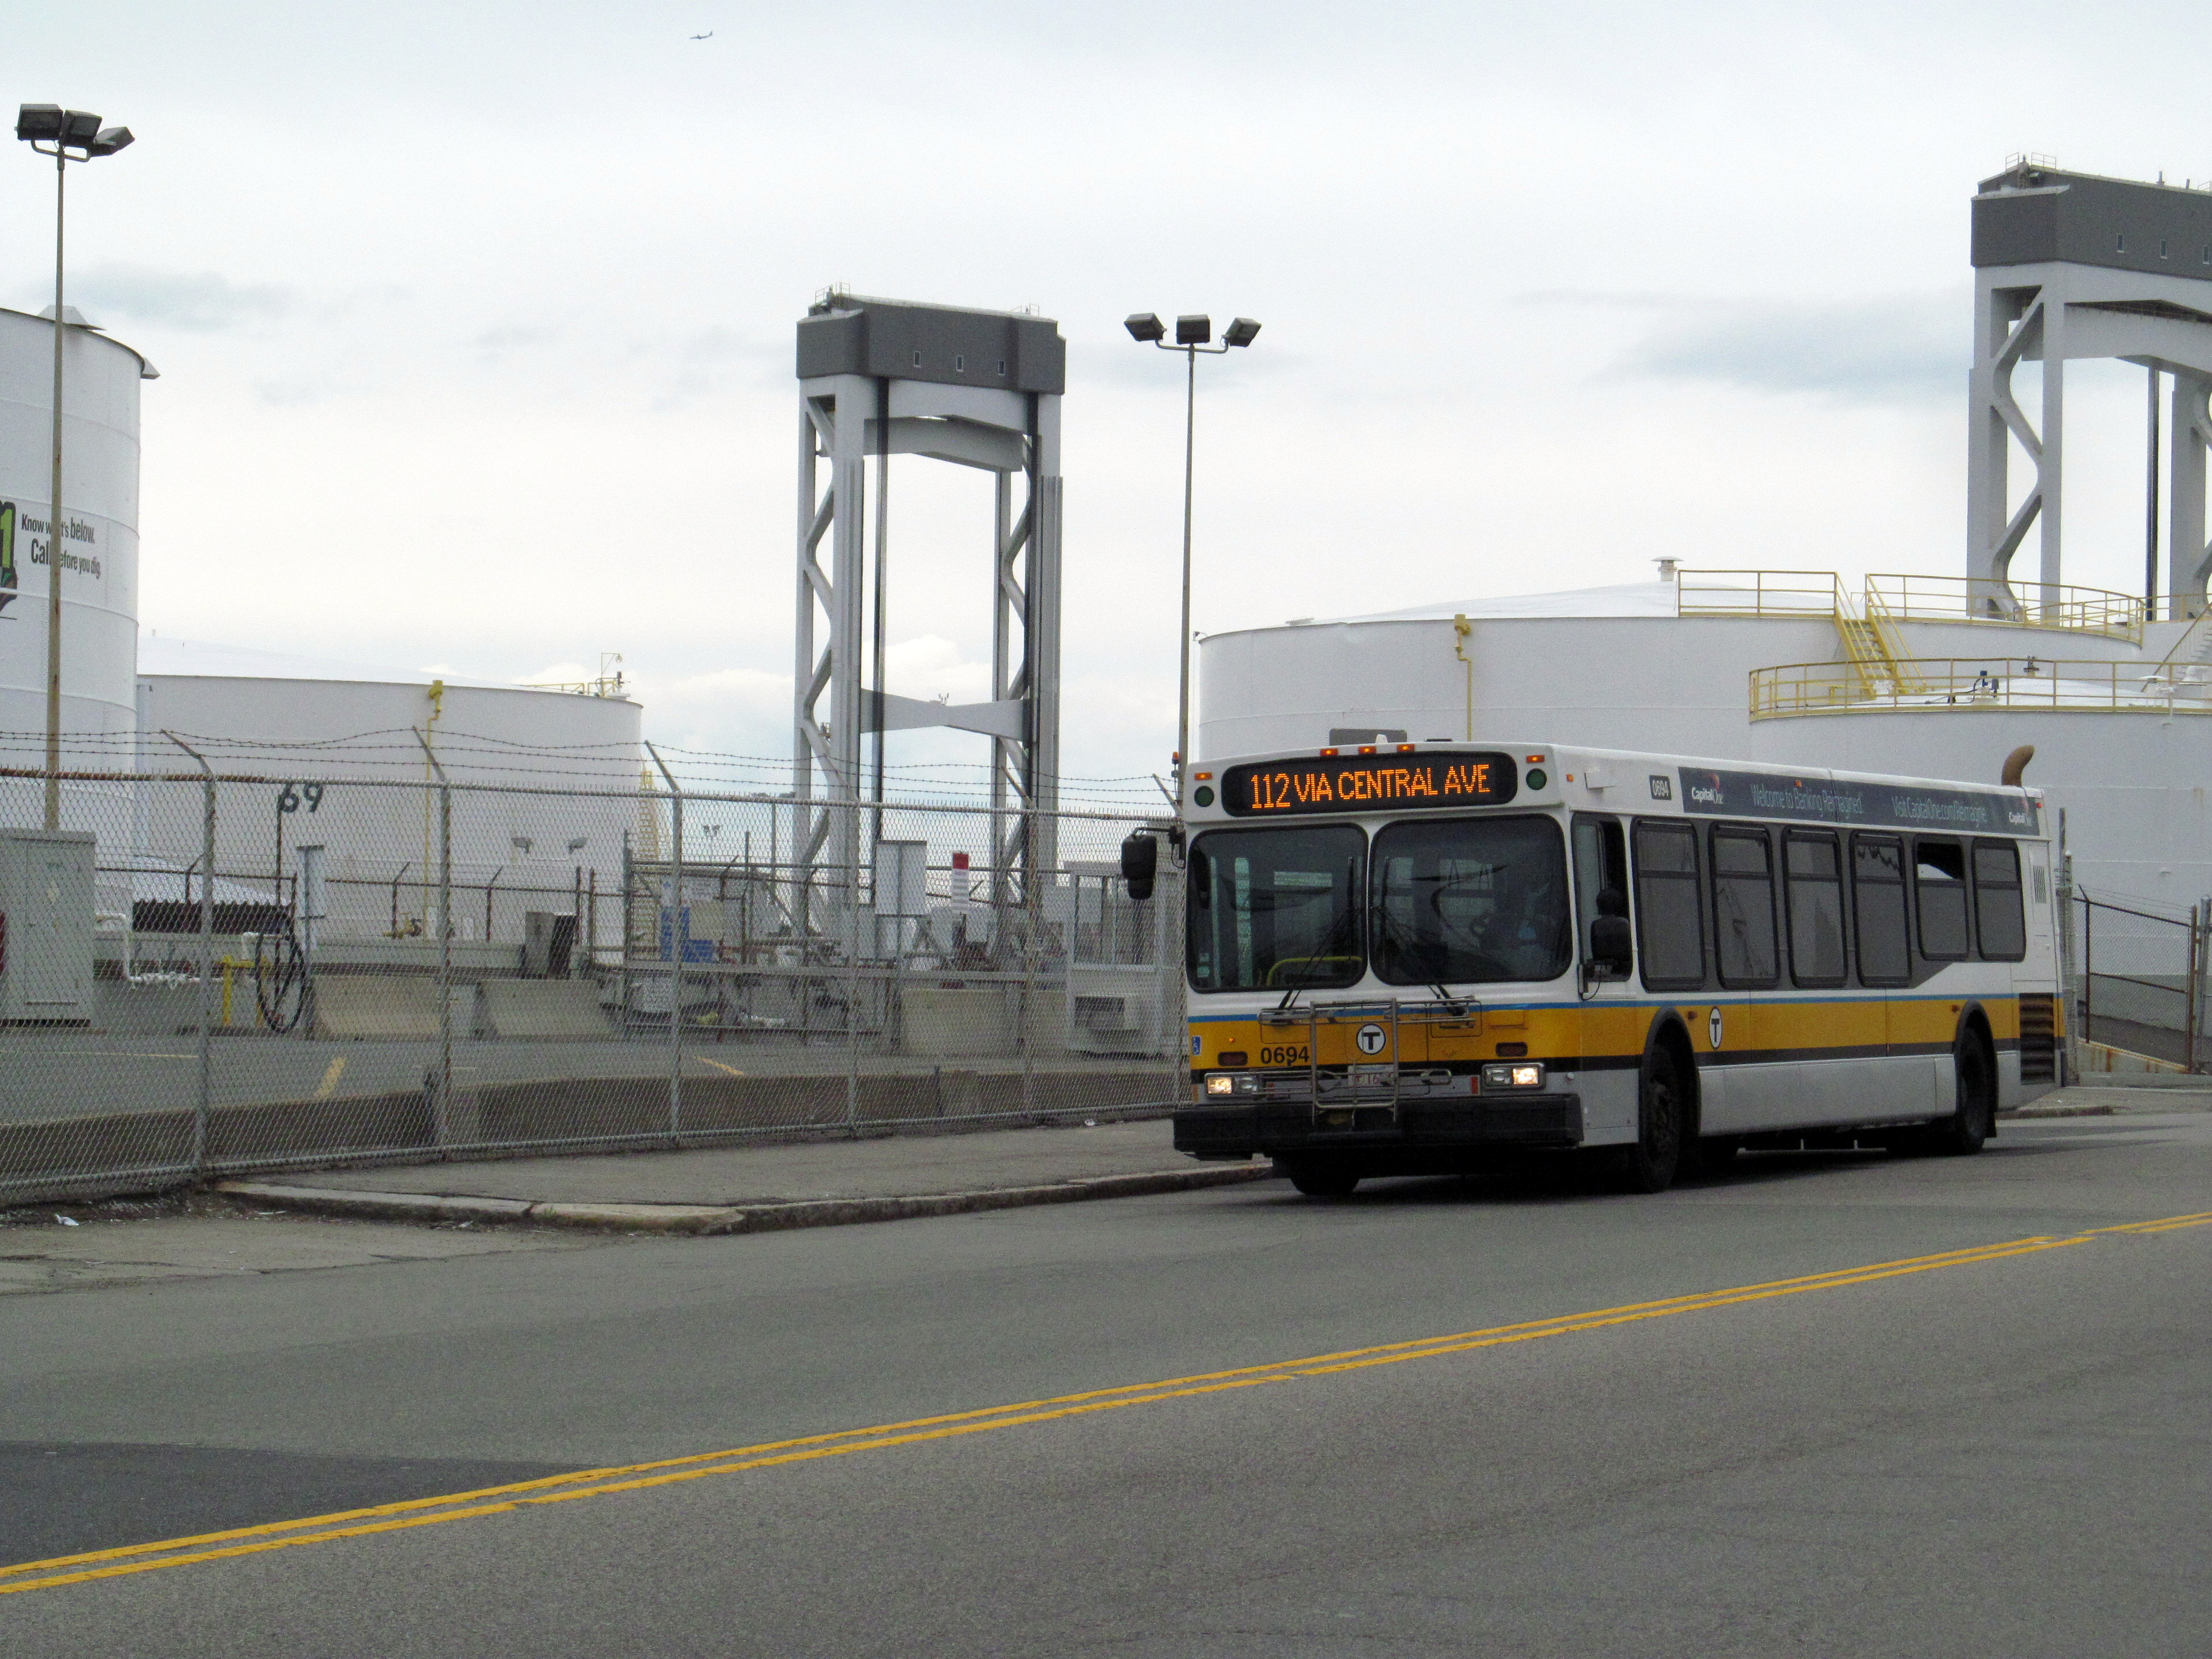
[43,148,67,830]
[412,729,453,1149]
[2149,366,2164,617]
[162,733,215,1174]
[647,742,684,1142]
[1176,344,1196,785]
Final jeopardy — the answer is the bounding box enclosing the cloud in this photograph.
[69,264,291,332]
[1612,291,1967,403]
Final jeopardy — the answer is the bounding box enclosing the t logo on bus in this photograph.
[1709,1007,1724,1049]
[1356,1023,1388,1056]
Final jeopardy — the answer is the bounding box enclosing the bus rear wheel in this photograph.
[1611,1046,1685,1194]
[1284,1162,1360,1198]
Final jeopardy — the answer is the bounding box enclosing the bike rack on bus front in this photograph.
[1259,996,1481,1125]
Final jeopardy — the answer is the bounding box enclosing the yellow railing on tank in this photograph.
[1863,573,2145,643]
[1676,568,2148,642]
[1750,657,2212,719]
[1675,569,1844,619]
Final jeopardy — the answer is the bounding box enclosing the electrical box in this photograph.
[522,910,577,978]
[0,830,96,1024]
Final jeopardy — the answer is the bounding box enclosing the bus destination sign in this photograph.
[1220,751,1519,817]
[1676,768,2041,836]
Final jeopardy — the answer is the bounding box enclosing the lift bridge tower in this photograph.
[792,293,1066,940]
[1969,160,2212,614]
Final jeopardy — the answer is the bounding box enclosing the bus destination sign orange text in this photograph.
[1219,751,1519,817]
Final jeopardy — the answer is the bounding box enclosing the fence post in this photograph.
[646,742,684,1143]
[1021,806,1037,1119]
[2081,895,2094,1050]
[845,796,862,1134]
[2192,903,2203,1075]
[413,730,454,1149]
[163,733,215,1175]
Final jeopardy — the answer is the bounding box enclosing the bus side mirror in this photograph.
[1588,914,1633,977]
[1120,832,1158,902]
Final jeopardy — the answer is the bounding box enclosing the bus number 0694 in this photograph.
[1258,1045,1310,1066]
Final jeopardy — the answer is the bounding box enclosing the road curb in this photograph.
[214,1162,1279,1236]
[2002,1103,2115,1118]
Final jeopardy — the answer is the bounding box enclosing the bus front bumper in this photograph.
[1174,1096,1585,1162]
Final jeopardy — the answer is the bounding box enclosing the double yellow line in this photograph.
[8,1208,2211,1598]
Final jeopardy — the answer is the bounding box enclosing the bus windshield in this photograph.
[1371,816,1571,985]
[1187,825,1365,993]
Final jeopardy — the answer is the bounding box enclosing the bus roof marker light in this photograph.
[1358,745,1377,754]
[1526,754,1545,763]
[1193,771,1213,780]
[1396,743,1417,752]
[1320,748,1338,757]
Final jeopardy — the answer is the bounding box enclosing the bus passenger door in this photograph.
[1571,815,1640,1143]
[1850,832,1926,1117]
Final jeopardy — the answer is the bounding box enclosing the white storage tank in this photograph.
[1198,578,2212,911]
[134,639,644,945]
[0,305,152,763]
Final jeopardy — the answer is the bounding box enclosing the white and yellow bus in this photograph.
[1155,743,2062,1195]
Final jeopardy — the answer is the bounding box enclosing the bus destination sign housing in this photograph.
[1221,751,1519,817]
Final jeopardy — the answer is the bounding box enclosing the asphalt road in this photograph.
[4,1113,2210,1655]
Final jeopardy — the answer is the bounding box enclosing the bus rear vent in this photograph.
[2018,993,2058,1082]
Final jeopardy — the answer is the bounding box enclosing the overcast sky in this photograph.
[8,1,2211,782]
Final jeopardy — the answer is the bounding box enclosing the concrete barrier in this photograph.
[312,976,444,1040]
[1,1067,1179,1206]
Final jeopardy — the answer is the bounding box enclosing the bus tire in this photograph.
[1612,1045,1685,1194]
[1285,1162,1360,1198]
[1929,1030,1996,1156]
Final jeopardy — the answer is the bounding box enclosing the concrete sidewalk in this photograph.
[218,1118,1274,1236]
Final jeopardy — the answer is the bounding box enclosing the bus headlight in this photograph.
[1205,1073,1260,1097]
[1480,1062,1546,1091]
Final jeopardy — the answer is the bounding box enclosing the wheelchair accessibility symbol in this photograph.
[1356,1023,1388,1056]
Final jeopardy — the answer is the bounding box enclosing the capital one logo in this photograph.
[0,501,16,616]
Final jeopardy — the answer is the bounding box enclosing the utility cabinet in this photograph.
[0,830,96,1024]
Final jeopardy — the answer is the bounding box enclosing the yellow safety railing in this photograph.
[1751,657,2212,719]
[1676,568,2147,642]
[1675,569,1843,618]
[1864,573,2145,643]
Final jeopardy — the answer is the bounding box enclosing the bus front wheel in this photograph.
[1612,1047,1685,1194]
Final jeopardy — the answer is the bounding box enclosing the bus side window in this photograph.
[1783,831,1846,988]
[1711,826,1779,988]
[1912,837,1970,960]
[1632,819,1706,992]
[1972,839,2026,961]
[1851,833,1911,986]
[1572,815,1631,975]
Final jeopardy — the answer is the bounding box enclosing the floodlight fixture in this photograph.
[87,126,134,157]
[1175,313,1211,346]
[566,836,589,854]
[1222,316,1262,348]
[61,110,101,144]
[15,104,63,142]
[1124,312,1165,343]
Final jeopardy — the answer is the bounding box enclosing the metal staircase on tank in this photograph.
[1833,581,1926,699]
[2145,607,2212,701]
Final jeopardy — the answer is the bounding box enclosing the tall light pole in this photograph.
[15,104,134,830]
[1124,311,1260,792]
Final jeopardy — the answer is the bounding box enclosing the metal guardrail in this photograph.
[1750,656,2212,719]
[1865,574,2145,643]
[1676,569,2146,643]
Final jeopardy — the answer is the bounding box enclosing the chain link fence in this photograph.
[2074,889,2211,1071]
[1,759,1185,1206]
